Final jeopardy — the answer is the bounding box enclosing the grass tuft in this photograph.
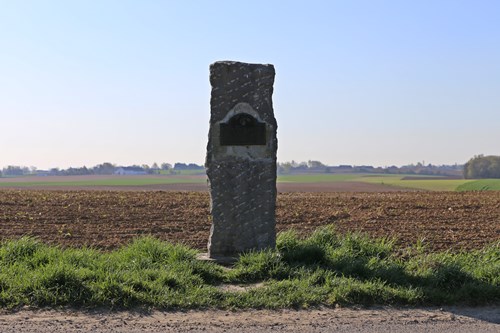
[0,229,498,309]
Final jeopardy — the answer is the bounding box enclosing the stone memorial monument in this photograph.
[205,61,277,260]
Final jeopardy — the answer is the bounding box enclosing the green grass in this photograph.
[1,227,498,309]
[456,179,500,191]
[278,174,361,183]
[357,175,473,191]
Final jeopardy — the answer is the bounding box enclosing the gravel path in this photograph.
[1,306,498,333]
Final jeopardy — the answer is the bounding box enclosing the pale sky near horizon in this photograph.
[1,0,499,170]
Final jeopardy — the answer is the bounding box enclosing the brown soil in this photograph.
[0,190,498,252]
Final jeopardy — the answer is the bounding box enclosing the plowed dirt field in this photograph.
[0,190,498,252]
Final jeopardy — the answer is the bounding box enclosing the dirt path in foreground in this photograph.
[0,306,498,333]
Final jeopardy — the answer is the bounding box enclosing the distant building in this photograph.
[114,167,147,175]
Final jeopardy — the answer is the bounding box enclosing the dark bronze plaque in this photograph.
[220,113,266,146]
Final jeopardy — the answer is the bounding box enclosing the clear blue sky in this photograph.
[1,0,499,169]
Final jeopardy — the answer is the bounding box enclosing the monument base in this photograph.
[196,253,238,266]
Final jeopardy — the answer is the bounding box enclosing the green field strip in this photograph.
[357,175,473,191]
[386,179,472,191]
[2,174,500,191]
[456,179,500,191]
[277,174,362,183]
[0,177,206,187]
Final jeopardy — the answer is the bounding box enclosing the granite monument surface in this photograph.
[206,61,277,259]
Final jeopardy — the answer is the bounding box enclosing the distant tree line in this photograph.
[1,162,205,177]
[277,161,463,177]
[1,166,34,177]
[3,159,470,178]
[173,163,204,170]
[464,155,500,179]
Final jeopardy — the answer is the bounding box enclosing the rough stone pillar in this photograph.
[206,61,277,259]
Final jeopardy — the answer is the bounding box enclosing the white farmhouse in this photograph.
[114,166,147,175]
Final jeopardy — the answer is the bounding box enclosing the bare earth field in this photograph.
[0,190,498,252]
